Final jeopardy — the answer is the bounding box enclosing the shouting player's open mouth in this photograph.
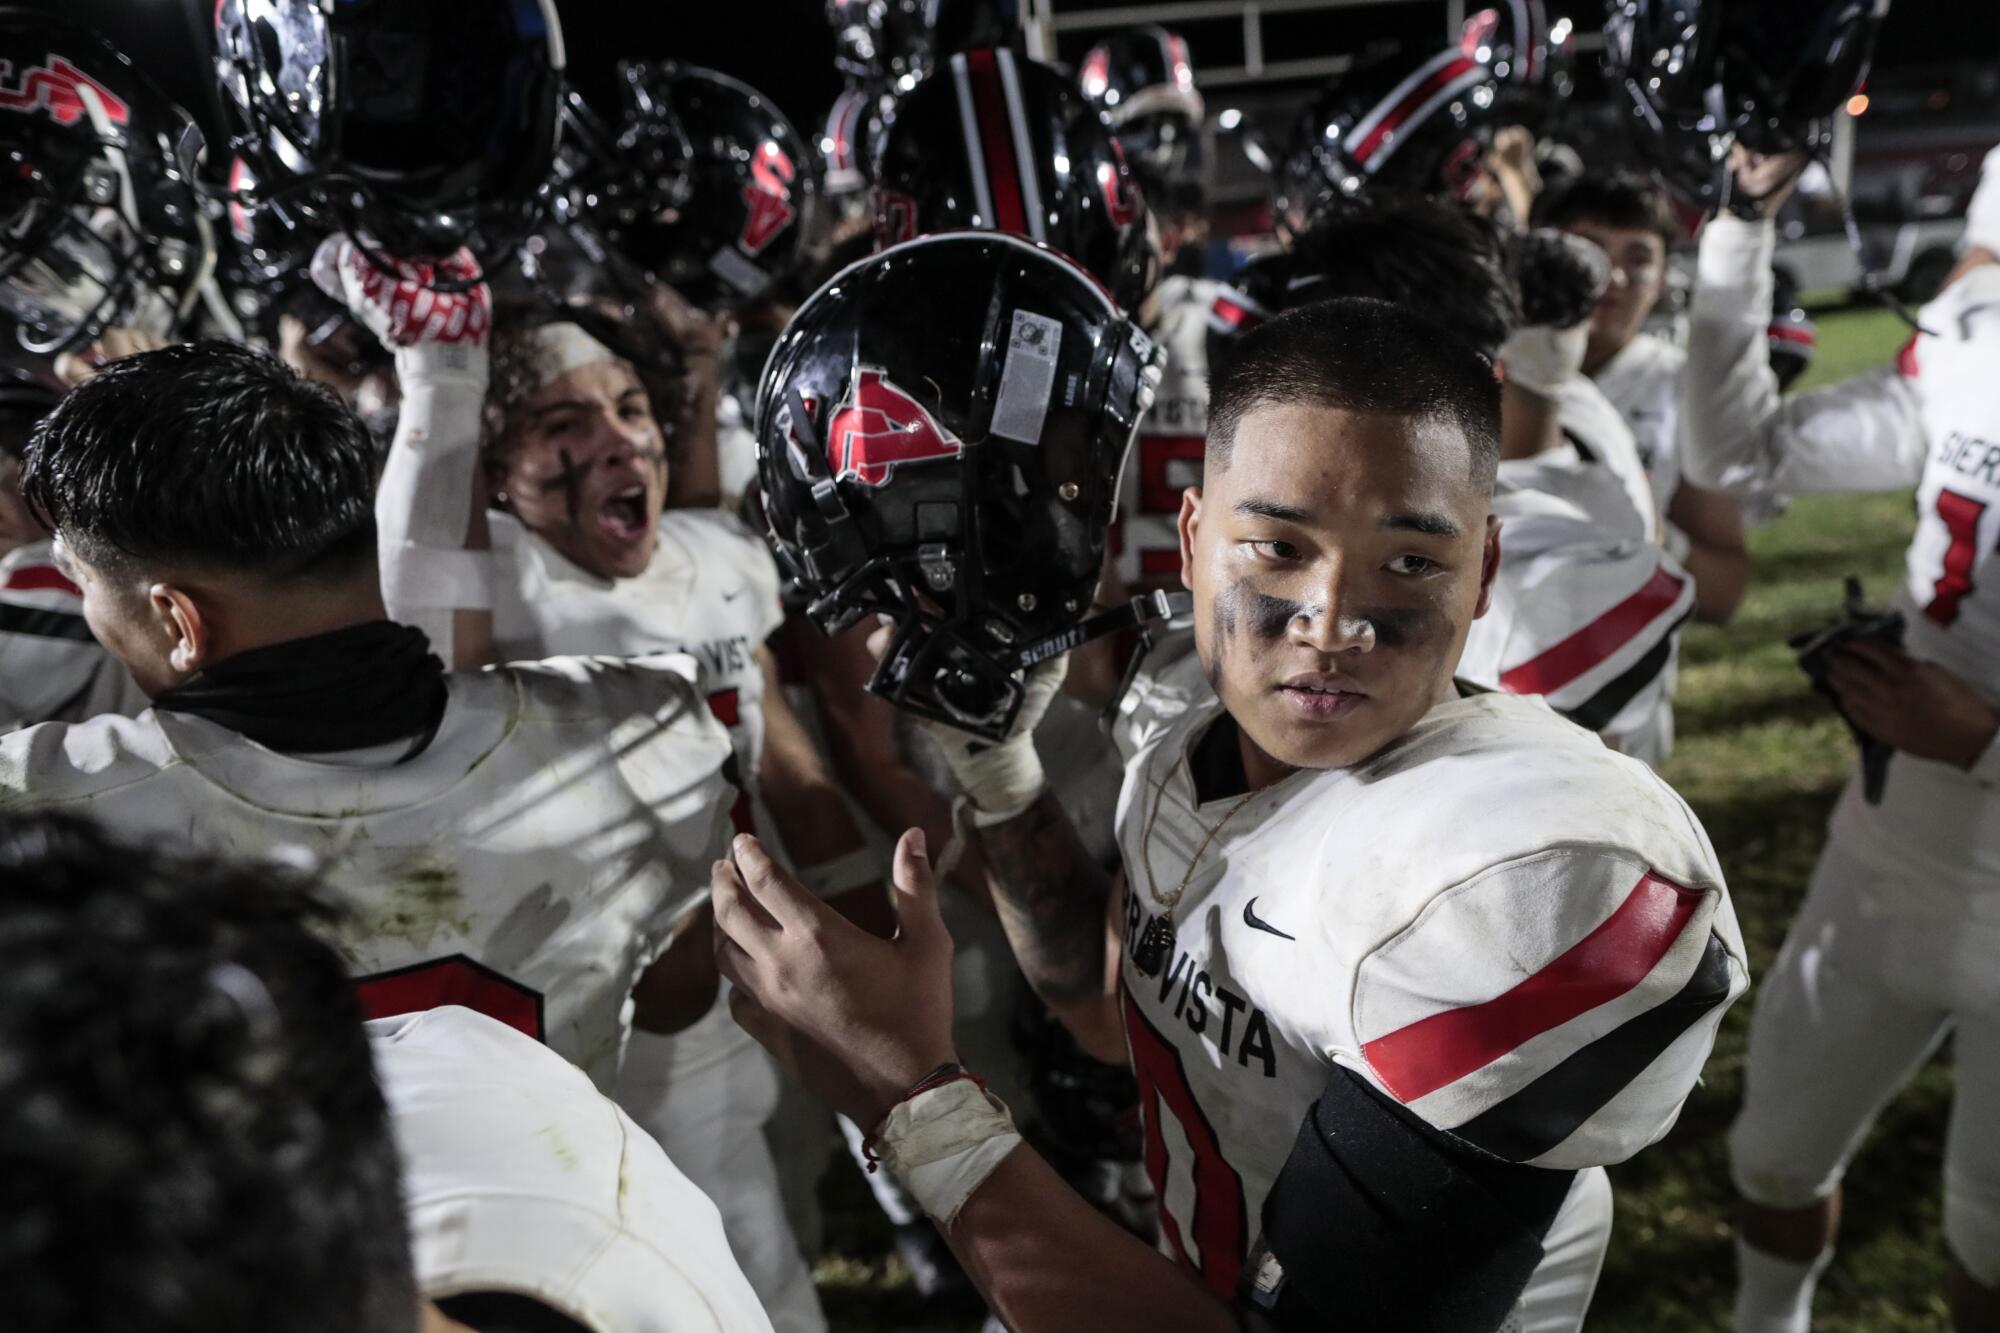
[597,485,651,546]
[1276,670,1366,721]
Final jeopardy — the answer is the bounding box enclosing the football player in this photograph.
[1680,145,2000,1333]
[722,291,1747,1331]
[1211,198,1694,764]
[0,810,770,1333]
[317,239,876,1332]
[1538,172,1752,625]
[0,339,735,1093]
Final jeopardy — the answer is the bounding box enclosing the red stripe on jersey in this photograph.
[1896,334,1920,378]
[707,687,741,727]
[965,50,1029,234]
[1499,565,1686,697]
[1351,56,1478,167]
[1766,323,1815,346]
[5,565,80,597]
[355,955,545,1042]
[1362,870,1705,1103]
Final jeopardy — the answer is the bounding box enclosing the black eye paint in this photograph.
[1355,605,1438,649]
[556,447,586,526]
[1207,581,1240,691]
[1248,591,1316,639]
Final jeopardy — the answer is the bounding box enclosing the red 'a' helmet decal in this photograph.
[739,140,798,255]
[1099,138,1139,228]
[827,368,963,486]
[1080,47,1111,99]
[0,57,131,127]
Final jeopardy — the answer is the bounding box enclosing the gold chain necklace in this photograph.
[1131,752,1261,977]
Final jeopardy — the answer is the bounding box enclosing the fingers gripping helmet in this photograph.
[559,62,817,310]
[871,48,1152,311]
[214,0,563,269]
[0,10,212,355]
[1078,26,1204,187]
[1277,48,1501,221]
[756,233,1165,739]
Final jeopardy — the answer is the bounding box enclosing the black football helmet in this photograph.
[871,48,1152,311]
[0,10,212,356]
[1078,26,1204,188]
[213,0,563,272]
[1461,1,1575,132]
[826,0,1005,94]
[1276,47,1502,223]
[558,63,817,310]
[756,232,1165,738]
[1721,0,1887,154]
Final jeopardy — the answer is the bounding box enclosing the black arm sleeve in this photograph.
[1241,1063,1578,1333]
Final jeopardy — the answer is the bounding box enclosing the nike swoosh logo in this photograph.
[1242,897,1295,941]
[720,588,744,602]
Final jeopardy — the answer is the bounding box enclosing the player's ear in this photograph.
[1473,515,1502,619]
[151,583,208,678]
[1178,485,1203,593]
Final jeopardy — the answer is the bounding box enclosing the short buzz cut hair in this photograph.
[0,812,417,1333]
[1534,171,1680,251]
[1207,297,1501,483]
[21,340,378,579]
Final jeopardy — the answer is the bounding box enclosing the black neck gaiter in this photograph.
[152,621,448,755]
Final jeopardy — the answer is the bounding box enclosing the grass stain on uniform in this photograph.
[351,860,473,952]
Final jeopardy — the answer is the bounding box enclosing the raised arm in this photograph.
[1680,155,1926,497]
[312,237,496,668]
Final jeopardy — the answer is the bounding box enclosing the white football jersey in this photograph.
[374,1006,773,1333]
[1686,220,2000,914]
[1593,331,1686,522]
[1117,275,1216,587]
[715,389,761,504]
[1462,461,1695,766]
[1551,374,1660,543]
[491,507,784,834]
[0,656,734,1088]
[0,540,146,730]
[1110,640,1746,1302]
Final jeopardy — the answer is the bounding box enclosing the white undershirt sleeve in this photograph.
[373,343,493,662]
[1681,215,1927,496]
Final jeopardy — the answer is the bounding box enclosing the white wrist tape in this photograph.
[380,544,495,611]
[394,340,489,390]
[875,1077,1023,1227]
[955,740,1049,826]
[1497,322,1588,399]
[796,845,882,898]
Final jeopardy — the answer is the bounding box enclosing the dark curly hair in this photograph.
[0,812,417,1333]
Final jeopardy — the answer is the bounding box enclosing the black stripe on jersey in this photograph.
[0,602,96,643]
[1561,608,1691,733]
[1448,928,1733,1163]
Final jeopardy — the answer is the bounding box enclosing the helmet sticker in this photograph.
[0,57,130,127]
[738,139,797,255]
[990,309,1062,445]
[827,367,965,485]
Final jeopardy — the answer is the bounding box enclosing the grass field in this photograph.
[811,306,1944,1331]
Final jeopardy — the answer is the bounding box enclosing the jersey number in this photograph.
[706,687,757,835]
[354,954,545,1041]
[1925,488,1991,626]
[1124,991,1248,1298]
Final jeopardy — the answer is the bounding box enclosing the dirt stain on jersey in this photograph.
[352,860,473,952]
